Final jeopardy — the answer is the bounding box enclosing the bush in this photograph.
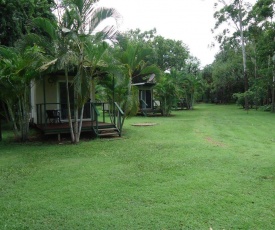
[233,90,255,108]
[258,105,271,111]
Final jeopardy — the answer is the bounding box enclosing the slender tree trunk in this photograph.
[272,39,275,112]
[190,92,194,110]
[253,44,259,109]
[122,75,132,123]
[73,45,85,144]
[73,85,79,144]
[6,100,19,138]
[1,101,10,122]
[76,105,85,142]
[272,75,275,113]
[18,97,26,141]
[20,85,30,142]
[0,117,2,141]
[238,2,249,110]
[91,76,96,102]
[65,68,75,143]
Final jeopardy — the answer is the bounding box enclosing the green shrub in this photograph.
[232,90,255,108]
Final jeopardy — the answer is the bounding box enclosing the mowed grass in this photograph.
[0,104,274,229]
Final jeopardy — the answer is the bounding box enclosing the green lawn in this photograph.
[1,104,274,229]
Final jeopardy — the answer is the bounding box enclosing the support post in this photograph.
[0,118,2,141]
[43,75,47,127]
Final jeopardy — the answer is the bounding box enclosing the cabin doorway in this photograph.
[59,82,91,120]
[139,89,152,109]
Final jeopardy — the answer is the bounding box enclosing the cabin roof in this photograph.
[132,74,156,85]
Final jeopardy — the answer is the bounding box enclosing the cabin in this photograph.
[30,73,123,140]
[132,74,162,116]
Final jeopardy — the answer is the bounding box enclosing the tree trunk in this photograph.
[76,105,85,143]
[0,117,2,141]
[238,2,249,110]
[272,75,275,113]
[6,100,19,138]
[65,68,75,143]
[190,89,195,110]
[73,85,79,144]
[253,50,259,109]
[18,96,29,142]
[1,101,10,122]
[21,86,31,142]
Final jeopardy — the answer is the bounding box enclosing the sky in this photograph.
[97,0,257,68]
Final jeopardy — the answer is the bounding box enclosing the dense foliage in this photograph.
[206,0,275,111]
[0,0,55,46]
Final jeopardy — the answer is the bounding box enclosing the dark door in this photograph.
[59,82,91,119]
[59,82,74,119]
[139,89,152,109]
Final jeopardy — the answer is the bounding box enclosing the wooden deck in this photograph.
[138,108,162,116]
[36,121,113,135]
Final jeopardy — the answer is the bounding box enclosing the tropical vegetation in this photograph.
[0,0,275,143]
[0,0,200,142]
[207,0,275,111]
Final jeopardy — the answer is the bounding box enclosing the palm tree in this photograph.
[31,0,121,143]
[27,16,78,142]
[0,45,46,141]
[59,0,121,143]
[181,74,204,110]
[155,73,178,116]
[113,40,161,124]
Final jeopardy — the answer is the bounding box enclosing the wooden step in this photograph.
[138,109,162,116]
[98,127,118,132]
[98,132,119,137]
[97,126,120,137]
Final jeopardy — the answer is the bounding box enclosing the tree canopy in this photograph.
[206,0,275,111]
[0,0,55,46]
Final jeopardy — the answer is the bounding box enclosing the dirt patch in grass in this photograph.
[205,136,225,147]
[131,123,157,126]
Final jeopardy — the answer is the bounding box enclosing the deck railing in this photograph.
[90,103,99,132]
[140,99,148,109]
[36,102,124,135]
[36,103,64,126]
[113,102,124,133]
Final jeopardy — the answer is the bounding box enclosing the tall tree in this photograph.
[152,36,189,72]
[248,0,275,111]
[213,0,253,110]
[211,44,244,104]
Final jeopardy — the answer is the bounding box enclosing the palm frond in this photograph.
[0,46,17,60]
[32,17,58,40]
[89,7,122,34]
[38,58,58,71]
